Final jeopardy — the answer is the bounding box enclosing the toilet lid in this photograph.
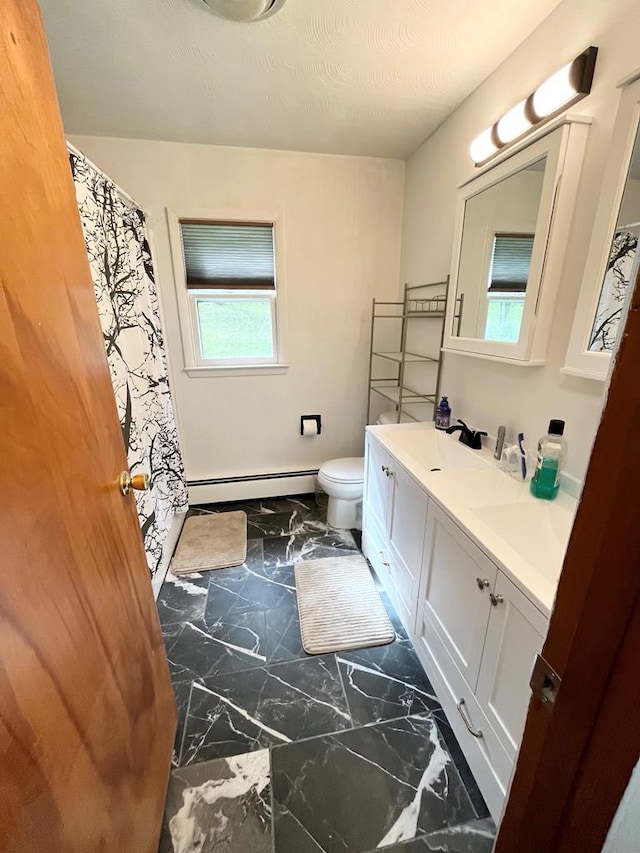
[320,457,364,484]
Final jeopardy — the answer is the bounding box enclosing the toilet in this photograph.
[318,412,395,529]
[317,457,365,530]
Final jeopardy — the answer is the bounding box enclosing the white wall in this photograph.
[69,137,405,499]
[618,177,640,227]
[602,758,640,853]
[401,0,640,482]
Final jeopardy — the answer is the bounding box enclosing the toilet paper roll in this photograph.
[302,418,318,437]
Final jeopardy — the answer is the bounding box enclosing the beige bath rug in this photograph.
[295,554,395,655]
[170,512,247,575]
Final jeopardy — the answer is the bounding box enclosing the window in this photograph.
[484,233,534,343]
[179,219,280,367]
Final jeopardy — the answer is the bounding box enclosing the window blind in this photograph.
[487,233,535,293]
[180,220,275,290]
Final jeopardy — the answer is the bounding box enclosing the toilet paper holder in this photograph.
[300,415,322,436]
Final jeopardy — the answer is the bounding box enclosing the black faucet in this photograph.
[445,419,487,450]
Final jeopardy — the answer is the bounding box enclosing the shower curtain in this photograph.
[69,149,188,576]
[589,230,638,352]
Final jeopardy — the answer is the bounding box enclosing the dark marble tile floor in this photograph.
[156,493,495,852]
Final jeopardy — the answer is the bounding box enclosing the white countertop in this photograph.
[367,422,578,618]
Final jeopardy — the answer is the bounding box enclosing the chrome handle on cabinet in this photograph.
[489,593,504,607]
[457,698,483,739]
[476,577,490,590]
[381,465,392,476]
[379,550,390,567]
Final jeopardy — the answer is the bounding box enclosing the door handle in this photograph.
[489,593,504,607]
[119,471,150,496]
[456,698,483,739]
[381,465,393,477]
[476,577,490,590]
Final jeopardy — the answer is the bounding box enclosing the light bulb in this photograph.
[470,127,498,164]
[532,61,577,118]
[496,99,532,145]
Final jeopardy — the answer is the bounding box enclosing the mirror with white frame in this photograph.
[453,157,546,344]
[564,73,640,380]
[444,117,590,364]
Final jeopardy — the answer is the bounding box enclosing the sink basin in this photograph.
[471,500,574,581]
[385,428,491,472]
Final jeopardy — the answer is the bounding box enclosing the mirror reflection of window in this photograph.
[485,233,534,343]
[589,128,640,352]
[453,157,546,344]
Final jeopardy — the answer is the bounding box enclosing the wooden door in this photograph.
[418,503,497,691]
[475,572,548,762]
[0,2,176,851]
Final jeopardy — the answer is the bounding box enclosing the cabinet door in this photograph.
[476,571,548,759]
[364,436,392,533]
[362,436,393,583]
[388,464,428,624]
[418,503,497,691]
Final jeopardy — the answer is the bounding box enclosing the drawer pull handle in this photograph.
[457,698,483,739]
[476,577,490,590]
[381,465,393,477]
[379,550,390,567]
[489,593,504,607]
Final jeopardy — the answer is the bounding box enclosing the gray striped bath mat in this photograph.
[294,554,395,654]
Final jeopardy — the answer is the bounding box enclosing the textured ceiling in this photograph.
[40,0,563,158]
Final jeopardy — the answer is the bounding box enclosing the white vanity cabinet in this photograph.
[387,462,429,631]
[362,429,550,819]
[475,570,549,761]
[416,501,548,815]
[363,436,428,634]
[362,436,393,580]
[418,503,498,689]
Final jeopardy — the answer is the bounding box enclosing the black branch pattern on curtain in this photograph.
[69,151,188,575]
[589,230,637,352]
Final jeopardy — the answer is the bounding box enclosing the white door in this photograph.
[476,571,549,758]
[362,436,393,582]
[388,465,428,628]
[364,436,392,532]
[418,502,497,690]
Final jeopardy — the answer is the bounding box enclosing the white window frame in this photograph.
[167,208,288,377]
[484,291,527,343]
[188,289,279,367]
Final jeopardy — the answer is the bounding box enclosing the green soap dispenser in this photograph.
[530,419,566,501]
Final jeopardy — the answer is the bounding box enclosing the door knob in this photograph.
[489,593,504,607]
[476,577,490,590]
[119,471,150,496]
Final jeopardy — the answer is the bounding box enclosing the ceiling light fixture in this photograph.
[470,46,598,166]
[202,0,288,22]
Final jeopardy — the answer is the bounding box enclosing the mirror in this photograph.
[453,158,546,344]
[587,129,640,352]
[445,117,591,364]
[564,74,640,380]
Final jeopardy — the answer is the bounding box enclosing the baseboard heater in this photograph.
[187,469,319,487]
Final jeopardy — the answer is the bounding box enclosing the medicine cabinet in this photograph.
[443,116,590,364]
[564,72,640,380]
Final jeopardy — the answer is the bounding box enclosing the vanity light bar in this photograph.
[470,46,598,166]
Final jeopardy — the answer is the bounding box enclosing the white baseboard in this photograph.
[187,474,317,506]
[152,510,188,600]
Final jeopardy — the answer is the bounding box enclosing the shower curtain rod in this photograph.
[66,141,145,213]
